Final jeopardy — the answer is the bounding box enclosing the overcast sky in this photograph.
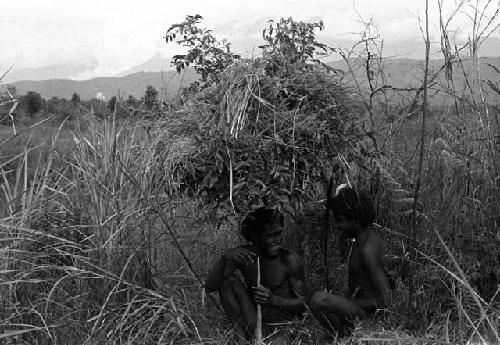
[1,0,498,80]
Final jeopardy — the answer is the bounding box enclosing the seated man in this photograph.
[205,207,307,336]
[309,186,392,337]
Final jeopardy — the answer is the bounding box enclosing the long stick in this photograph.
[324,176,335,291]
[408,0,430,309]
[255,257,263,345]
[117,159,222,310]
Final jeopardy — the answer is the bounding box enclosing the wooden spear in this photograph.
[255,256,263,345]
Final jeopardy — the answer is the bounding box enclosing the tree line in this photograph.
[0,85,160,123]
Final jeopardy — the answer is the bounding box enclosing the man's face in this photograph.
[332,214,360,238]
[256,221,283,258]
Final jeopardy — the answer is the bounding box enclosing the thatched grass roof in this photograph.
[152,58,365,216]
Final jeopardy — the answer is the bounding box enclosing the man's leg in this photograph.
[219,275,257,336]
[309,291,367,336]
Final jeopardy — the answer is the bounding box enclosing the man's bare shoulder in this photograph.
[360,231,386,259]
[280,249,304,271]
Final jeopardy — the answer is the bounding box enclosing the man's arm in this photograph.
[205,247,255,292]
[353,246,391,310]
[205,256,236,293]
[253,252,308,312]
[287,252,308,298]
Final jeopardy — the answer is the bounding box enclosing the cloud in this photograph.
[1,0,498,80]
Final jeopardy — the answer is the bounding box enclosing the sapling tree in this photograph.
[165,15,240,87]
[260,17,328,71]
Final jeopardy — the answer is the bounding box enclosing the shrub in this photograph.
[21,91,42,117]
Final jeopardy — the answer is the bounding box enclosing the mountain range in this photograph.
[8,56,500,102]
[4,36,500,84]
[12,69,198,101]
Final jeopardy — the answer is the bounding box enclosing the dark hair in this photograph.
[241,207,283,242]
[328,187,376,226]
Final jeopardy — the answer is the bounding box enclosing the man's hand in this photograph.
[222,248,255,266]
[252,285,275,305]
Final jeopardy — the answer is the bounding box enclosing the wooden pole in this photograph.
[255,256,263,345]
[409,0,430,309]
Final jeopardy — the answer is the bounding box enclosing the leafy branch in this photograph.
[165,15,240,87]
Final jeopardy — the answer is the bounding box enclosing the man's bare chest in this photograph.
[240,259,289,292]
[348,247,364,276]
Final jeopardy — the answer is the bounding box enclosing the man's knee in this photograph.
[220,275,242,290]
[220,275,250,301]
[308,290,329,312]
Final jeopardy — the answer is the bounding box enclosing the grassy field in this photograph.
[0,89,498,345]
[1,7,500,345]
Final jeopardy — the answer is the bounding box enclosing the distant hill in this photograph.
[9,57,500,102]
[12,69,198,101]
[328,56,500,103]
[2,61,99,84]
[115,52,173,77]
[329,56,500,85]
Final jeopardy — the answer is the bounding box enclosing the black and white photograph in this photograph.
[1,1,499,344]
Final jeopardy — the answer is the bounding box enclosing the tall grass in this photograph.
[0,111,496,345]
[1,97,498,345]
[0,109,228,344]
